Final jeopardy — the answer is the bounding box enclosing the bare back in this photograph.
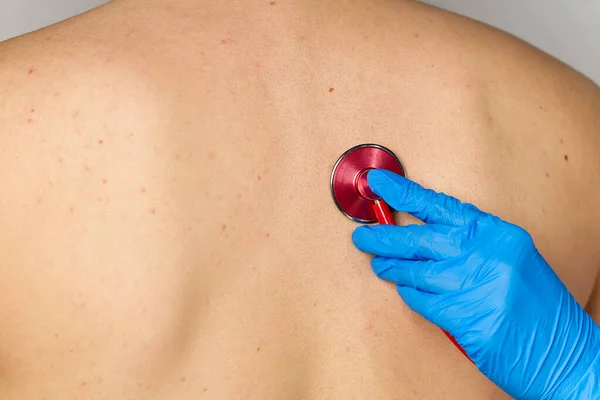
[1,0,600,399]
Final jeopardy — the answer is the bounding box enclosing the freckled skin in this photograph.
[0,0,599,399]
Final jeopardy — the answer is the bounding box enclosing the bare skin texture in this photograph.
[0,0,599,398]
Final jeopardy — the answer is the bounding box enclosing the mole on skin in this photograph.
[564,154,569,161]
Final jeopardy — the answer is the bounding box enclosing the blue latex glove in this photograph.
[352,169,600,399]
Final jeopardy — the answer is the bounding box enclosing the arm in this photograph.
[586,274,600,325]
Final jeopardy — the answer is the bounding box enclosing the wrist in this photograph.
[549,322,600,400]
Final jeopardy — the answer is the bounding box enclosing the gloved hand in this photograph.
[352,169,600,400]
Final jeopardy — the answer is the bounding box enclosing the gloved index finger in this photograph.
[367,169,482,226]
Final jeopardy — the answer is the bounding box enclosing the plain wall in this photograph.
[0,0,598,84]
[0,0,107,41]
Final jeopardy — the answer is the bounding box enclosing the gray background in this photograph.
[0,0,598,84]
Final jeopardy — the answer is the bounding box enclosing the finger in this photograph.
[396,285,439,323]
[352,224,463,261]
[367,169,482,226]
[396,285,458,333]
[372,257,461,294]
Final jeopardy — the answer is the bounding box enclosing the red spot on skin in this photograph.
[236,193,242,199]
[36,197,43,204]
[288,194,294,200]
[54,92,61,97]
[257,175,262,180]
[265,233,270,238]
[81,381,87,387]
[545,172,550,178]
[175,154,181,160]
[179,377,186,383]
[220,39,233,45]
[99,140,104,144]
[73,111,80,118]
[83,165,92,174]
[141,187,146,194]
[28,67,35,75]
[208,152,215,160]
[414,33,420,38]
[564,154,569,161]
[102,178,108,184]
[69,206,75,213]
[27,118,34,124]
[54,333,59,338]
[151,208,156,215]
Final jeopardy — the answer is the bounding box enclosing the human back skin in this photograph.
[0,0,599,399]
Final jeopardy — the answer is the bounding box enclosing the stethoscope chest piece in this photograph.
[330,144,405,223]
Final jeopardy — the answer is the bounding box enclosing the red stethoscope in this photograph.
[330,143,471,362]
